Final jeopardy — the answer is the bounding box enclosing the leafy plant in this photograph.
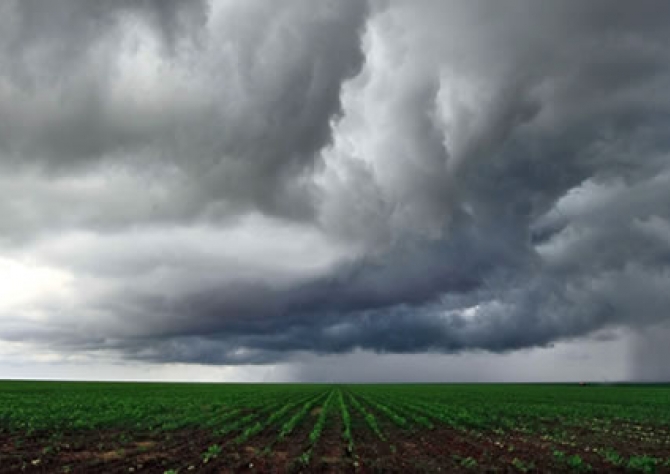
[361,396,408,428]
[627,455,658,473]
[348,395,385,440]
[566,454,592,472]
[338,390,354,453]
[309,391,334,444]
[201,444,222,463]
[603,448,623,466]
[460,456,478,468]
[279,395,325,439]
[511,457,535,472]
[298,451,311,465]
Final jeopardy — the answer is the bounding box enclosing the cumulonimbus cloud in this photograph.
[1,0,670,372]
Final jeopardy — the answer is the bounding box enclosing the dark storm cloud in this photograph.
[2,1,670,376]
[0,0,368,234]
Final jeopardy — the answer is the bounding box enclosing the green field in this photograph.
[1,382,669,473]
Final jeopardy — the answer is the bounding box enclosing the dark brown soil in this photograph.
[307,399,352,473]
[2,419,670,473]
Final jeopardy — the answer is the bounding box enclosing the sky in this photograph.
[1,0,670,382]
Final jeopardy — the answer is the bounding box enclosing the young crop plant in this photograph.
[399,408,434,429]
[214,413,258,436]
[298,451,311,466]
[627,455,659,473]
[201,444,222,464]
[602,448,624,466]
[202,408,243,429]
[254,391,329,459]
[298,390,336,466]
[408,399,487,430]
[212,395,297,438]
[347,393,385,441]
[566,454,592,472]
[511,458,535,473]
[234,393,316,445]
[459,456,478,469]
[308,390,334,444]
[5,382,670,472]
[553,449,567,463]
[373,395,435,429]
[390,399,454,428]
[233,420,264,445]
[337,390,354,453]
[358,395,409,429]
[278,391,328,439]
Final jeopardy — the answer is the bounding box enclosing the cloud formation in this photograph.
[1,0,670,377]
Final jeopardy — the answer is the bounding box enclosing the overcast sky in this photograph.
[2,0,670,382]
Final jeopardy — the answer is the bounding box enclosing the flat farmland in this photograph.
[1,382,669,473]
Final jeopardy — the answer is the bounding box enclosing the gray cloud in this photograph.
[1,0,670,379]
[0,0,368,237]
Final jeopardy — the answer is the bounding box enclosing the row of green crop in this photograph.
[233,391,321,444]
[338,390,354,453]
[0,381,324,434]
[298,390,336,465]
[5,382,669,436]
[349,384,670,428]
[3,382,670,471]
[344,385,670,471]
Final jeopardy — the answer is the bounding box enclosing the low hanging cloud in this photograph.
[1,0,670,377]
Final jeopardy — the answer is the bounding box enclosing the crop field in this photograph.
[1,382,670,473]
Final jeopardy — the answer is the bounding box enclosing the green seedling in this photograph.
[201,444,222,463]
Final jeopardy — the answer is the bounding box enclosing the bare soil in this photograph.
[2,420,670,473]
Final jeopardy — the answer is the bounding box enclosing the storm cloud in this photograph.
[1,0,670,379]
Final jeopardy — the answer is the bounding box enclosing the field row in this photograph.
[1,382,670,472]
